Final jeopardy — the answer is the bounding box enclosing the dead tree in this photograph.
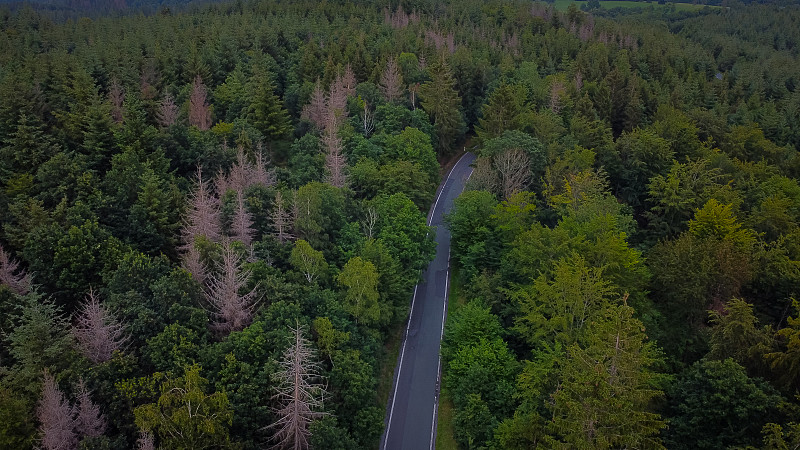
[75,378,106,439]
[109,79,125,124]
[157,93,178,128]
[228,146,252,194]
[0,243,31,295]
[466,157,500,194]
[137,431,155,450]
[326,77,348,129]
[231,191,256,249]
[271,191,294,244]
[181,166,222,248]
[379,57,404,103]
[253,147,277,188]
[362,206,378,239]
[205,241,258,335]
[301,81,327,131]
[495,148,531,200]
[189,76,212,131]
[268,325,326,450]
[361,101,375,137]
[549,80,566,115]
[73,289,128,364]
[322,117,347,189]
[339,65,357,97]
[182,244,207,285]
[37,371,77,450]
[409,83,419,110]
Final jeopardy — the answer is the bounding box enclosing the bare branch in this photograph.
[73,289,128,364]
[301,80,327,131]
[379,57,404,103]
[322,116,348,189]
[189,76,212,131]
[157,93,179,128]
[109,79,124,124]
[205,241,259,335]
[75,378,106,439]
[137,431,155,450]
[181,166,222,249]
[37,371,77,450]
[231,191,256,249]
[271,191,295,244]
[0,243,31,295]
[495,148,531,200]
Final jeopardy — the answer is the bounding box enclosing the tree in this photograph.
[475,83,529,143]
[74,378,106,440]
[419,58,464,154]
[247,70,292,140]
[181,166,222,249]
[157,93,178,128]
[549,302,665,449]
[205,241,258,335]
[337,257,380,325]
[108,79,125,124]
[301,81,327,131]
[0,243,31,295]
[289,240,327,284]
[322,117,347,189]
[73,289,128,364]
[189,76,212,131]
[708,298,773,376]
[230,191,256,248]
[269,325,327,450]
[379,57,404,103]
[36,371,77,450]
[271,191,295,243]
[766,299,800,391]
[134,365,233,450]
[494,148,531,200]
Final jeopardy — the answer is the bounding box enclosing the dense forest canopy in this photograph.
[0,0,798,449]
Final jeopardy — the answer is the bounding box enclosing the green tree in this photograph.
[708,298,773,376]
[337,257,380,325]
[134,365,234,450]
[475,83,530,144]
[247,69,292,140]
[419,58,465,154]
[290,240,328,284]
[766,299,800,391]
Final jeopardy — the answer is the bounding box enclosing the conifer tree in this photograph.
[37,371,78,450]
[74,378,106,440]
[231,191,256,248]
[0,243,31,295]
[181,166,222,249]
[73,290,128,364]
[379,57,404,103]
[301,81,327,131]
[419,58,464,154]
[157,93,178,128]
[189,76,212,130]
[271,191,294,243]
[247,70,291,140]
[205,241,258,335]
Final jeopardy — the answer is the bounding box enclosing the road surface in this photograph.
[380,152,476,450]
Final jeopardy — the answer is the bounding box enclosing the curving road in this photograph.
[381,152,476,450]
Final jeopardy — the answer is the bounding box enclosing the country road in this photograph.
[380,152,476,450]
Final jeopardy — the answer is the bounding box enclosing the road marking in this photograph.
[383,152,473,450]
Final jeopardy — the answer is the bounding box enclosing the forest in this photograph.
[0,0,798,449]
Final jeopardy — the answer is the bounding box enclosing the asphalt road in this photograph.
[380,152,476,450]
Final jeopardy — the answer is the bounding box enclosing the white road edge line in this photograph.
[382,151,473,450]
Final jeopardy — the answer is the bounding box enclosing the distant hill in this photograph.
[0,0,225,18]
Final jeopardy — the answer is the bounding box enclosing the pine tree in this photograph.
[73,290,128,364]
[157,93,178,128]
[247,70,291,140]
[322,116,347,189]
[268,325,327,450]
[108,79,125,124]
[230,191,256,248]
[205,241,258,335]
[189,76,212,131]
[74,378,106,439]
[181,166,222,249]
[301,81,327,131]
[379,56,404,103]
[419,58,464,154]
[37,371,78,450]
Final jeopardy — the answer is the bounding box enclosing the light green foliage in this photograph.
[708,298,773,376]
[290,239,328,284]
[312,317,350,361]
[134,365,234,450]
[689,199,756,250]
[766,299,800,391]
[144,324,203,374]
[337,257,380,325]
[445,190,499,279]
[374,193,435,276]
[761,422,800,450]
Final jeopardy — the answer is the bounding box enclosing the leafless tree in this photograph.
[0,243,31,295]
[137,431,155,450]
[575,71,584,92]
[231,191,256,249]
[253,146,277,188]
[379,57,404,103]
[326,77,348,129]
[182,243,207,285]
[339,65,357,97]
[205,241,258,335]
[549,80,566,115]
[322,117,347,189]
[189,76,212,131]
[360,101,374,137]
[181,166,222,249]
[362,206,378,239]
[228,146,251,194]
[37,371,78,450]
[301,80,327,131]
[73,289,128,364]
[409,83,419,110]
[271,191,294,244]
[109,79,124,124]
[466,157,500,194]
[214,168,230,198]
[268,325,326,450]
[495,148,531,200]
[157,93,179,128]
[74,378,106,439]
[139,60,160,101]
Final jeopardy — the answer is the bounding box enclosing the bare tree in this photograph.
[466,157,500,194]
[181,243,207,285]
[214,168,230,199]
[409,83,419,110]
[181,166,222,248]
[301,81,327,131]
[271,191,294,244]
[205,241,258,335]
[75,378,106,439]
[322,117,347,189]
[231,191,256,249]
[109,79,124,124]
[0,243,31,295]
[549,79,566,115]
[137,431,155,450]
[157,93,179,128]
[326,77,348,129]
[37,371,77,450]
[253,147,277,188]
[360,101,375,137]
[73,289,128,364]
[362,206,378,239]
[575,71,584,92]
[339,65,357,97]
[495,148,531,200]
[189,76,212,131]
[268,325,326,450]
[228,146,251,194]
[379,57,404,103]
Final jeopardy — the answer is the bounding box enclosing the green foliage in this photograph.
[290,239,328,284]
[419,58,465,154]
[337,257,380,325]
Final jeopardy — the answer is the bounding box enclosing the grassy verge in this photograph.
[378,321,405,410]
[435,267,467,449]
